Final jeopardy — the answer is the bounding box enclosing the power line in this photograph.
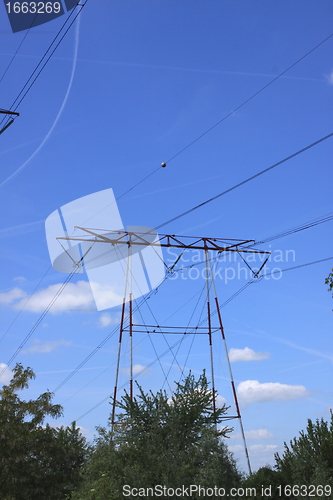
[52,270,175,394]
[0,1,88,129]
[74,278,256,422]
[165,32,333,163]
[0,266,78,378]
[252,212,333,246]
[74,254,333,422]
[0,265,52,346]
[77,31,333,227]
[171,211,333,273]
[262,256,333,277]
[0,28,32,86]
[52,211,332,396]
[156,131,333,231]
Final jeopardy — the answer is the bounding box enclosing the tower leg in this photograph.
[207,255,252,475]
[129,292,133,400]
[128,237,133,402]
[111,298,125,432]
[204,249,217,429]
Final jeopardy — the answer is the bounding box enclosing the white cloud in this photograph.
[0,363,13,384]
[232,428,274,440]
[13,276,26,283]
[237,380,309,405]
[326,70,333,85]
[216,394,227,407]
[16,281,95,313]
[229,347,270,362]
[121,364,148,376]
[229,443,278,456]
[22,339,72,354]
[0,287,27,305]
[229,443,280,471]
[0,281,123,315]
[89,282,123,311]
[248,444,279,455]
[98,312,119,328]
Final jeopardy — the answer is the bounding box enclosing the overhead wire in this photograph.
[0,265,79,378]
[165,32,333,163]
[0,23,33,86]
[0,265,52,346]
[251,212,333,246]
[48,31,333,232]
[68,249,332,422]
[2,27,332,346]
[2,15,332,403]
[61,258,227,401]
[0,1,88,128]
[52,253,183,394]
[161,282,206,389]
[169,211,333,274]
[51,214,332,398]
[156,131,333,231]
[111,240,176,393]
[262,256,333,278]
[74,276,257,422]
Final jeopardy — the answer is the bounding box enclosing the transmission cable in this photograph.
[170,212,333,274]
[62,275,215,403]
[0,1,88,129]
[52,223,332,396]
[165,32,333,163]
[74,252,333,422]
[52,32,333,232]
[0,265,52,346]
[0,265,79,378]
[251,212,333,246]
[262,256,333,278]
[0,23,34,86]
[74,277,256,422]
[52,256,182,394]
[156,131,333,231]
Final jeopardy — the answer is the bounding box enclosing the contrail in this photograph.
[0,16,81,188]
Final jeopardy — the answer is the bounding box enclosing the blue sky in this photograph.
[0,0,333,473]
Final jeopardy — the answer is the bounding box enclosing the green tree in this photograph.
[275,412,333,498]
[325,269,333,305]
[243,465,285,499]
[0,363,87,500]
[73,371,242,499]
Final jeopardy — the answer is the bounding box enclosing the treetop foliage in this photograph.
[0,363,87,500]
[114,370,231,447]
[325,269,333,309]
[275,411,333,489]
[73,371,241,499]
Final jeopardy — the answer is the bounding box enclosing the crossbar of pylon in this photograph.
[57,227,270,255]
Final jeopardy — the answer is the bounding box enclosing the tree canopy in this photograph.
[274,412,333,492]
[325,269,333,306]
[73,371,242,499]
[0,363,87,500]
